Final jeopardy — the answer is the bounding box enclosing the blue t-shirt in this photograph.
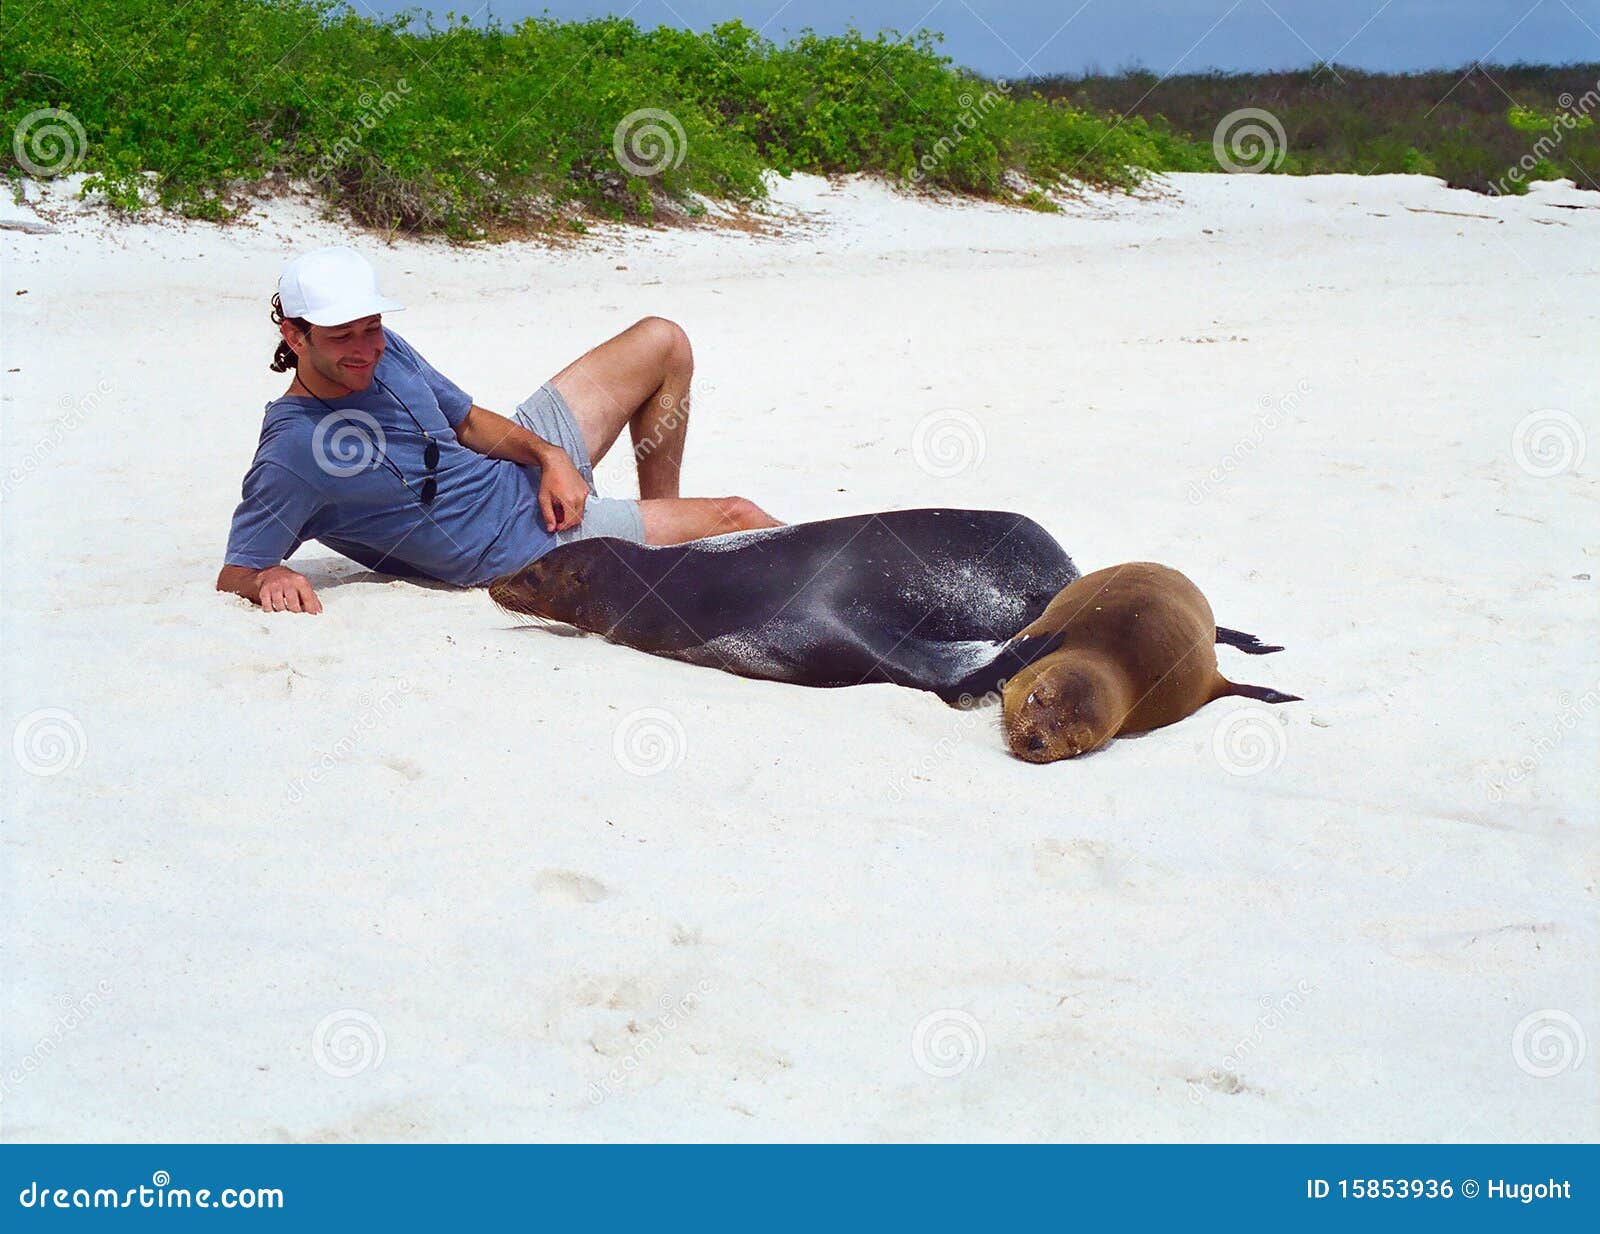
[224,328,554,586]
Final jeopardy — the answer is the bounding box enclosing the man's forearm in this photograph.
[456,404,563,466]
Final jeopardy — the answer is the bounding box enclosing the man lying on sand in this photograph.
[217,246,781,614]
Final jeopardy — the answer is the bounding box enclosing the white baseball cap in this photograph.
[277,245,405,326]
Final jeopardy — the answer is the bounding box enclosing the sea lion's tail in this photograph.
[1220,680,1302,704]
[1215,625,1284,655]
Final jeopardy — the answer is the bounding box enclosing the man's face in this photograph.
[290,314,385,392]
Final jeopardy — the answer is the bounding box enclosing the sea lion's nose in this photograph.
[1026,734,1046,754]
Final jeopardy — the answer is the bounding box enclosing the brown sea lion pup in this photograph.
[1001,563,1300,763]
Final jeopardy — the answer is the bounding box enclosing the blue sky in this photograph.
[346,1,1600,76]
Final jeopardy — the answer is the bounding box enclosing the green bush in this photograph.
[1022,63,1600,195]
[0,1,1209,238]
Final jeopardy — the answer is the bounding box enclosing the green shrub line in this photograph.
[7,4,1590,240]
[1021,62,1600,196]
[0,0,1210,239]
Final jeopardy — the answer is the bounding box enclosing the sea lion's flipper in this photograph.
[1215,626,1284,655]
[1222,681,1302,704]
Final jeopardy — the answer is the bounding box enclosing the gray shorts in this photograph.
[513,381,646,547]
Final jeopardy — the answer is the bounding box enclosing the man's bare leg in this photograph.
[638,496,783,546]
[548,316,695,500]
[547,316,783,541]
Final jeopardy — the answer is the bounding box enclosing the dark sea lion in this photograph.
[489,508,1082,695]
[998,562,1301,763]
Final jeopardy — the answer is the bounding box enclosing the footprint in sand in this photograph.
[380,757,423,783]
[1033,838,1132,889]
[204,660,305,695]
[535,868,609,906]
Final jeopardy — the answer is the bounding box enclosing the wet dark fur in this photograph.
[491,509,1080,696]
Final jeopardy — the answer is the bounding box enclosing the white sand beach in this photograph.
[1,169,1595,1142]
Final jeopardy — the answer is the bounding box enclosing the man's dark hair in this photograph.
[270,293,312,372]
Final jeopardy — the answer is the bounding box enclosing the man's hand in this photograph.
[454,403,590,533]
[538,452,590,533]
[258,565,322,613]
[217,564,323,614]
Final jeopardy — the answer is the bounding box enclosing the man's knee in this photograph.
[717,496,768,530]
[633,315,692,370]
